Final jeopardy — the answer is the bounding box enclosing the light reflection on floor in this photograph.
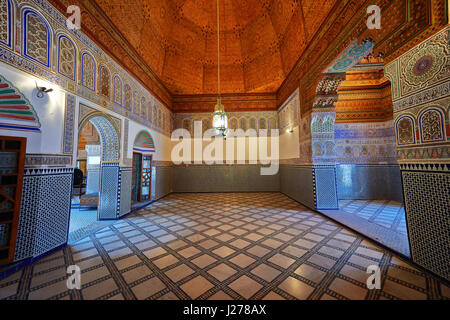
[319,200,410,257]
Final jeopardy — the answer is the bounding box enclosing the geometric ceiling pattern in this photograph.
[92,0,339,95]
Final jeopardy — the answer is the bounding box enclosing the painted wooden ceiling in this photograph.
[87,0,338,95]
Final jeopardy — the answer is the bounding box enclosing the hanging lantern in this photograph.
[211,0,227,137]
[212,98,228,136]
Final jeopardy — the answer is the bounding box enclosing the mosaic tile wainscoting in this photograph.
[313,165,339,210]
[385,27,450,282]
[14,168,73,262]
[86,168,100,195]
[400,165,450,281]
[98,163,132,220]
[280,164,339,211]
[1,193,448,300]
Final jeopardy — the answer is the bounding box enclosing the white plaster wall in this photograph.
[0,62,175,166]
[127,122,172,162]
[278,88,301,160]
[169,135,279,164]
[279,126,300,160]
[0,63,65,155]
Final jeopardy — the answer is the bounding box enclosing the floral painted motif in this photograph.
[82,53,96,90]
[397,117,415,145]
[113,76,122,105]
[58,36,76,80]
[420,110,444,142]
[0,0,11,47]
[124,85,132,110]
[99,66,110,98]
[25,12,49,66]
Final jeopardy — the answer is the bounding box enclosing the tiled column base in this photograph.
[313,165,339,210]
[99,163,132,220]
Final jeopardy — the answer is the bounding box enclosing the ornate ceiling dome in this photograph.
[92,0,338,95]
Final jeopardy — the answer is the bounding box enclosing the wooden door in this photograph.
[0,136,26,265]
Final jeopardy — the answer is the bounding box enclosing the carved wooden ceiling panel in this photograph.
[87,0,339,95]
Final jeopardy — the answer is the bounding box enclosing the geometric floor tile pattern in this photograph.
[1,193,448,300]
[340,200,407,235]
[69,209,98,234]
[67,209,116,245]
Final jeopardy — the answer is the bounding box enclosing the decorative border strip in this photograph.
[399,163,450,172]
[0,123,40,132]
[25,154,72,168]
[62,94,76,154]
[24,167,74,176]
[393,82,450,112]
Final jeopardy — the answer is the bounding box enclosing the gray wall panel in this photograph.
[172,165,280,193]
[336,164,403,202]
[153,166,173,200]
[280,165,316,210]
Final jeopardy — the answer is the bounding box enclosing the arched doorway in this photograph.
[132,131,155,204]
[312,41,409,256]
[69,112,120,240]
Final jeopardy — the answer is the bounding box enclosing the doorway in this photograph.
[132,152,152,203]
[315,54,410,256]
[0,136,25,265]
[68,113,120,243]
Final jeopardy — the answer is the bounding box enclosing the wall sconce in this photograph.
[35,81,53,99]
[286,127,294,134]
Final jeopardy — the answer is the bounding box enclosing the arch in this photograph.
[57,34,76,81]
[183,119,191,132]
[140,97,146,119]
[81,51,96,91]
[249,118,257,130]
[23,9,51,67]
[146,102,152,122]
[0,0,13,48]
[229,117,238,130]
[161,112,165,130]
[124,84,132,111]
[313,143,323,157]
[157,108,162,127]
[239,118,247,131]
[79,113,119,161]
[325,142,335,156]
[259,118,267,130]
[311,115,322,133]
[324,39,374,73]
[202,118,211,132]
[113,75,122,105]
[133,130,155,154]
[396,115,416,145]
[419,108,445,143]
[147,102,153,123]
[0,74,40,131]
[268,118,277,131]
[133,91,139,114]
[98,65,111,98]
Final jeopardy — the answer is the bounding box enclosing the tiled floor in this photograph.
[68,209,115,245]
[80,194,99,207]
[1,193,448,300]
[69,209,98,234]
[319,200,410,257]
[340,200,407,235]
